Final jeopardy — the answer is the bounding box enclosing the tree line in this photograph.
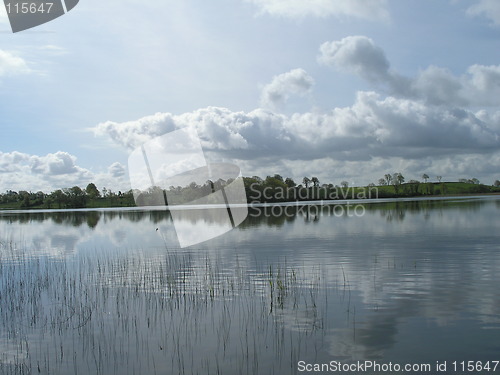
[1,174,499,209]
[0,183,135,209]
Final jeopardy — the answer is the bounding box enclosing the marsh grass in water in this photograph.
[0,241,345,375]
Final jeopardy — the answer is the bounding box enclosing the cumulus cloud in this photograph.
[319,35,500,107]
[318,36,391,83]
[108,162,126,178]
[467,0,500,26]
[94,92,500,165]
[0,151,93,191]
[260,68,315,110]
[0,50,31,77]
[91,35,500,186]
[37,152,79,175]
[246,0,389,21]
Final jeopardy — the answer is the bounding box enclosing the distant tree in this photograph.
[206,179,215,193]
[437,176,442,183]
[51,189,66,209]
[470,178,480,185]
[384,174,392,185]
[262,175,287,202]
[394,173,405,185]
[251,176,263,184]
[18,191,29,201]
[311,177,320,187]
[340,181,349,188]
[494,180,500,187]
[21,194,30,208]
[422,174,429,183]
[458,178,468,183]
[284,177,296,188]
[86,183,101,199]
[214,179,226,190]
[302,177,311,188]
[407,180,420,195]
[34,191,45,206]
[378,178,387,186]
[44,196,54,209]
[368,182,376,187]
[392,173,405,194]
[273,174,284,182]
[68,186,87,208]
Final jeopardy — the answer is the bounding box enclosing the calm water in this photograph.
[0,196,500,374]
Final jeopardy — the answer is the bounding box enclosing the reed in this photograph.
[0,240,346,375]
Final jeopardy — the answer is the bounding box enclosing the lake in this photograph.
[1,196,500,374]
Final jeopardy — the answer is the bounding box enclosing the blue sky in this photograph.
[0,0,499,192]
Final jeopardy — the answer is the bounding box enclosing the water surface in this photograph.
[1,196,499,374]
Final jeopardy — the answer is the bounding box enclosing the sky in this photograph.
[0,0,500,192]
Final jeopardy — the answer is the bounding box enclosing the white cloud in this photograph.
[0,151,93,191]
[90,33,500,185]
[35,151,79,175]
[467,0,500,26]
[93,92,500,168]
[318,36,391,83]
[0,151,134,193]
[246,0,389,21]
[319,35,500,107]
[0,50,31,77]
[108,162,126,178]
[260,68,315,110]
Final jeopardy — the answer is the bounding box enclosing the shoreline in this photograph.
[1,193,499,214]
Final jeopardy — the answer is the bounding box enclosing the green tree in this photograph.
[67,186,87,208]
[311,177,320,187]
[392,173,405,194]
[263,175,287,202]
[384,174,392,185]
[302,177,311,188]
[273,174,284,182]
[422,174,429,183]
[51,189,66,209]
[284,177,296,188]
[86,183,101,199]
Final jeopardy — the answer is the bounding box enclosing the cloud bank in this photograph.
[467,0,500,26]
[92,35,500,185]
[246,0,389,21]
[318,35,500,107]
[0,151,128,192]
